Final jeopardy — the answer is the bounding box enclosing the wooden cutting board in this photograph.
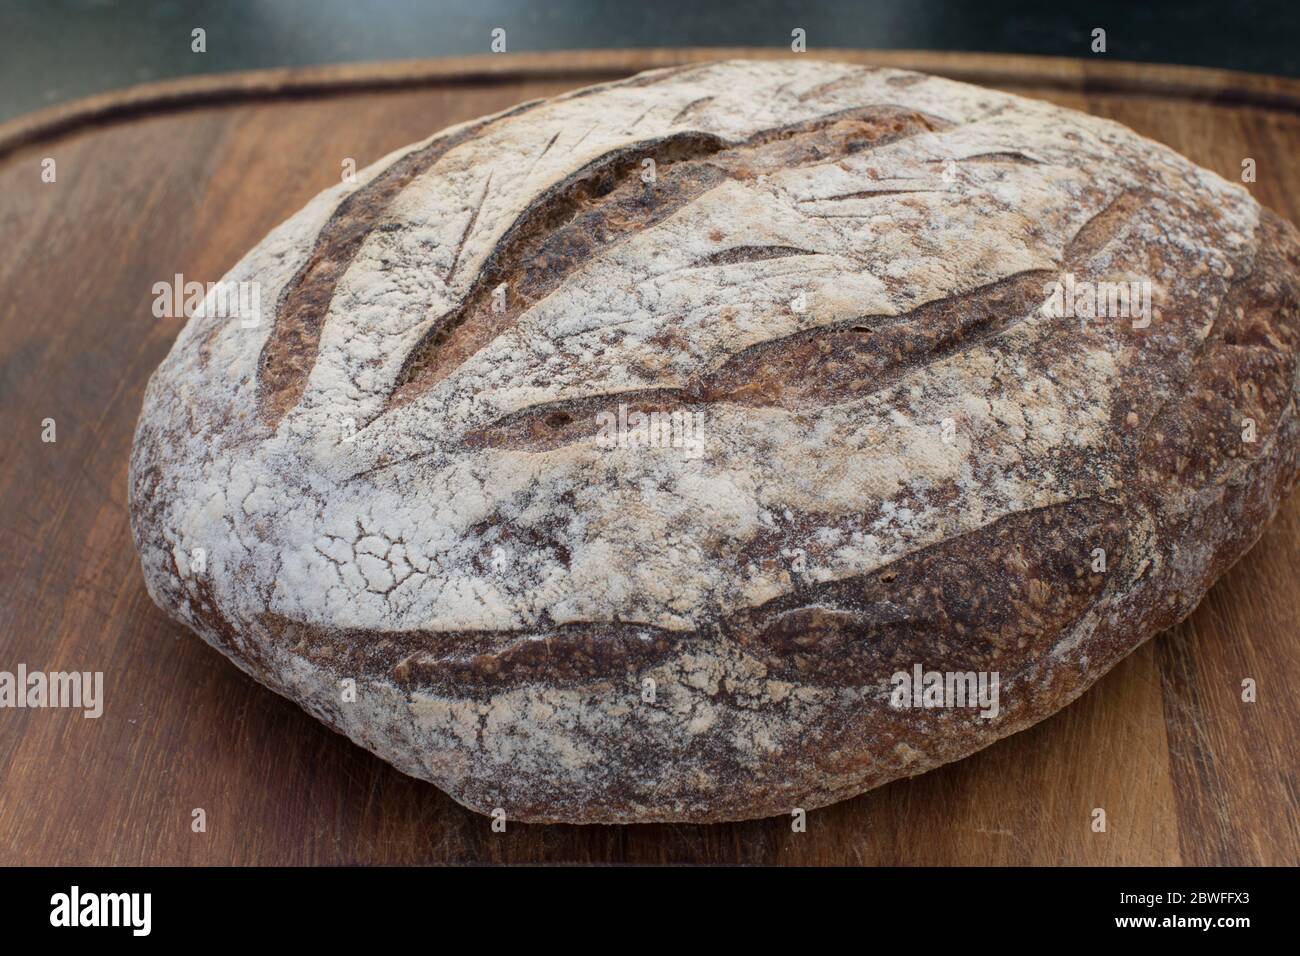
[2,49,1297,866]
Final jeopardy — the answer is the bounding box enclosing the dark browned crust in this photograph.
[255,100,545,426]
[457,269,1053,454]
[253,61,744,429]
[386,105,950,413]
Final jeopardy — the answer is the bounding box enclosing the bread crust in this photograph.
[129,60,1300,823]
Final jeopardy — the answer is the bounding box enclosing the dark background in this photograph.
[2,0,1299,124]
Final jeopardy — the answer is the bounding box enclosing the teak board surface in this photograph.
[1,49,1298,865]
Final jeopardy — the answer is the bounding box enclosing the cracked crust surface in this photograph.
[129,60,1300,823]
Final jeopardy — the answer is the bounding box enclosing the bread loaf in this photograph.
[129,60,1300,823]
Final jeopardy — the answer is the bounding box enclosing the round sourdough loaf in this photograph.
[130,60,1300,823]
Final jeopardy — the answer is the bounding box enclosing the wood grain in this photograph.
[1,49,1297,865]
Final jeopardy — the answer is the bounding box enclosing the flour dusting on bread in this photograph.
[130,60,1300,823]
